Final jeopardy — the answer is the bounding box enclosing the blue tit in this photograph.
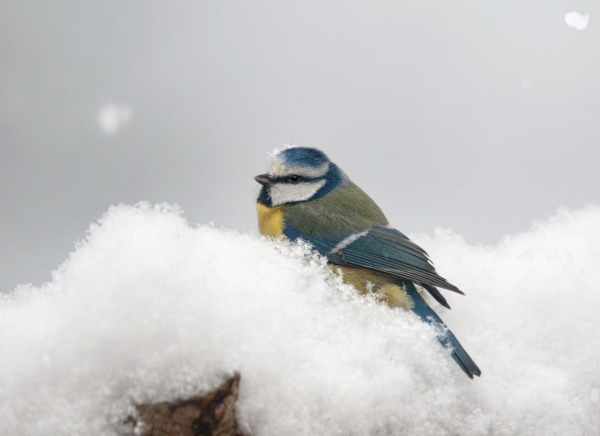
[254,146,481,379]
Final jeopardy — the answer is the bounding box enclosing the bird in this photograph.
[254,146,481,379]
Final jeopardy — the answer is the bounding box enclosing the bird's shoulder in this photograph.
[282,181,388,239]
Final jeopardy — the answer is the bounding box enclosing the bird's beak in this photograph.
[254,174,272,186]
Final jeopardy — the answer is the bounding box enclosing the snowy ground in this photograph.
[1,203,599,435]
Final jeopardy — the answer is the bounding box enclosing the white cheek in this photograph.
[270,180,326,206]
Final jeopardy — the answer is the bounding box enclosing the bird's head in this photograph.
[255,147,344,207]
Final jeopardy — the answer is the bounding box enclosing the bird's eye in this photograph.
[289,175,301,183]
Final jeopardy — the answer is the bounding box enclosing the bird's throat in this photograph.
[256,203,285,237]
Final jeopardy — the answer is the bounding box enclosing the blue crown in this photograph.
[279,147,331,168]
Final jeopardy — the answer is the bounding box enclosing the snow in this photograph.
[98,103,133,136]
[565,12,589,30]
[1,203,600,435]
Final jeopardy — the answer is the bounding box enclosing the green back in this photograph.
[283,181,388,238]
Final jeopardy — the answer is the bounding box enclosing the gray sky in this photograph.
[1,0,599,292]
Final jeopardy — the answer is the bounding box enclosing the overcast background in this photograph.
[1,1,599,293]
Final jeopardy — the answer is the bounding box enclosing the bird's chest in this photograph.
[256,203,285,237]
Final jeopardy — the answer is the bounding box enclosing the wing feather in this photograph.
[328,226,463,294]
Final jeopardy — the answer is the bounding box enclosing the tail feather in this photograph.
[420,283,450,309]
[405,281,481,379]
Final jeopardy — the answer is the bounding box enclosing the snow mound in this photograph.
[1,203,599,435]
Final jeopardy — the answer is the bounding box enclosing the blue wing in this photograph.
[284,222,463,309]
[283,222,342,254]
[325,226,463,307]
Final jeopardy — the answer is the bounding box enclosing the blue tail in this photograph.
[404,281,481,379]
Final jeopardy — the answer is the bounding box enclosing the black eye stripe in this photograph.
[270,175,326,184]
[272,175,303,183]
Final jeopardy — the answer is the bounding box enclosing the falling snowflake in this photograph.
[565,11,589,30]
[98,103,133,136]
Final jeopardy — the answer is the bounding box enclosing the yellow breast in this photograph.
[256,203,285,237]
[332,265,415,309]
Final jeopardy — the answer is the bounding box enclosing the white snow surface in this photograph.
[565,11,589,30]
[1,203,600,435]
